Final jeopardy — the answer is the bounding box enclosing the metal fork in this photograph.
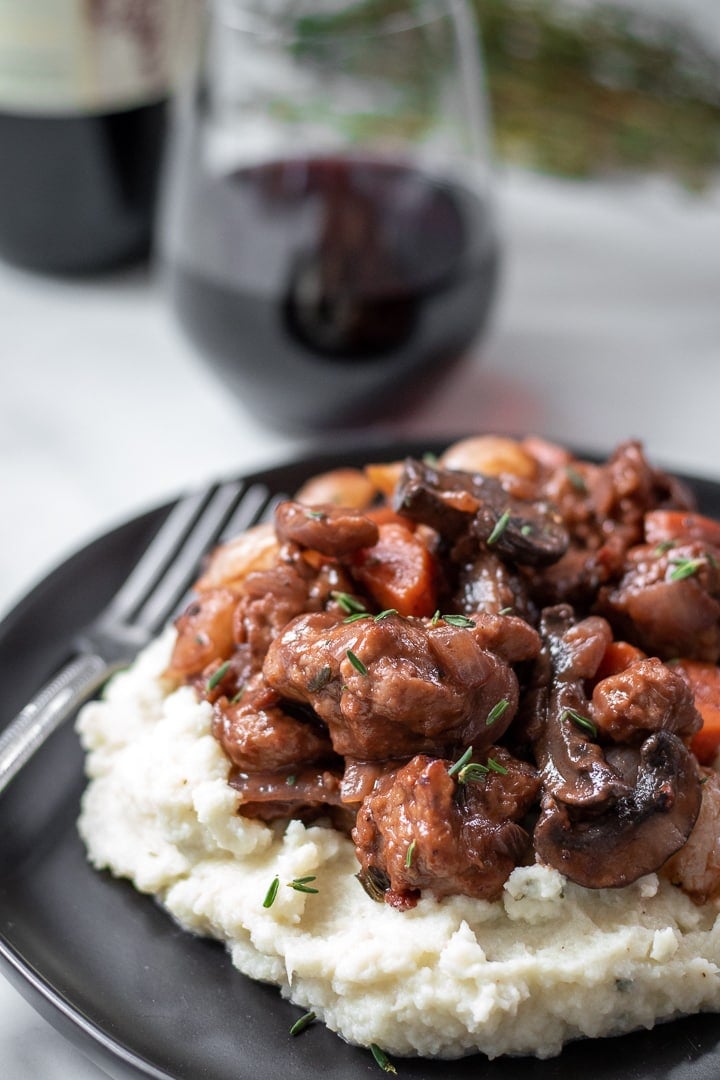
[0,479,277,797]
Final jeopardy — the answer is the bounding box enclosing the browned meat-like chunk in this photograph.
[353,749,540,904]
[662,769,720,904]
[591,657,702,744]
[274,500,379,556]
[598,541,720,661]
[233,545,356,670]
[528,441,695,610]
[212,673,333,771]
[263,611,521,760]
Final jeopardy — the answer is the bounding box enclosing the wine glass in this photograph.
[159,0,499,430]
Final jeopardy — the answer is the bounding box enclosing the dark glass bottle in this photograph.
[0,1,190,274]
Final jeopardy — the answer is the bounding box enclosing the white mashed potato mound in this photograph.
[77,631,720,1060]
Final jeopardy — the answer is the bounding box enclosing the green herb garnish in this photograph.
[343,612,373,624]
[289,1010,317,1036]
[565,465,587,493]
[374,608,399,621]
[654,539,677,555]
[370,1043,398,1074]
[332,591,367,614]
[669,557,704,581]
[307,666,332,692]
[487,509,511,545]
[263,876,280,908]
[458,756,509,784]
[448,746,473,778]
[562,708,598,738]
[288,876,319,894]
[442,613,476,628]
[486,698,510,727]
[405,839,416,868]
[206,661,231,692]
[286,774,297,787]
[346,650,368,675]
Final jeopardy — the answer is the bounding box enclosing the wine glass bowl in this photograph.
[160,0,500,429]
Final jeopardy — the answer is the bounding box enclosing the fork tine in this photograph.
[219,482,275,541]
[102,485,216,628]
[131,479,250,635]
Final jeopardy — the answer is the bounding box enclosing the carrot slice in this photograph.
[594,641,646,683]
[352,522,437,618]
[645,510,720,549]
[673,659,720,764]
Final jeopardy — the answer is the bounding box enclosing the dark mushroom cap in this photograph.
[534,730,702,889]
[394,458,568,567]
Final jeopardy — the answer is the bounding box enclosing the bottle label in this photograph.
[0,0,196,114]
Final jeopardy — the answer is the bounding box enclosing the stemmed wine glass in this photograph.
[159,0,499,429]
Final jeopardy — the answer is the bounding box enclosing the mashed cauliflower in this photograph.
[76,630,720,1061]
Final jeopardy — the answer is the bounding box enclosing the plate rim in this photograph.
[2,434,720,1080]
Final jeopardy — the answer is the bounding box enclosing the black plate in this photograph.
[2,440,720,1080]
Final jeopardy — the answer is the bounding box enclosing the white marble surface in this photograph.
[1,163,719,1077]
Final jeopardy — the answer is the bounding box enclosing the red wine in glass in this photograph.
[166,155,499,428]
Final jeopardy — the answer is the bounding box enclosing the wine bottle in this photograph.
[0,0,194,274]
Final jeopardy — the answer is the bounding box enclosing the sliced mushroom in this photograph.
[393,458,568,566]
[534,606,624,809]
[534,730,702,888]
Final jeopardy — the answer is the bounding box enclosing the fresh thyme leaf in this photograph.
[288,877,319,894]
[654,539,677,555]
[487,509,511,545]
[565,465,588,493]
[307,665,332,692]
[332,591,367,614]
[520,523,533,536]
[405,839,416,868]
[669,557,704,581]
[498,606,513,615]
[290,1010,317,1036]
[448,746,473,778]
[230,685,245,704]
[346,649,368,675]
[562,708,598,738]
[374,608,399,621]
[343,612,373,624]
[442,613,476,628]
[206,661,231,692]
[263,876,280,908]
[306,509,327,520]
[458,762,490,783]
[286,774,297,787]
[430,609,441,625]
[486,698,510,726]
[458,756,510,784]
[370,1044,398,1074]
[422,451,439,465]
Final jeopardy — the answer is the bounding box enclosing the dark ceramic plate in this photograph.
[2,440,720,1080]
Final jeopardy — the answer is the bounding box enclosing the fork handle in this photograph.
[0,653,112,798]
